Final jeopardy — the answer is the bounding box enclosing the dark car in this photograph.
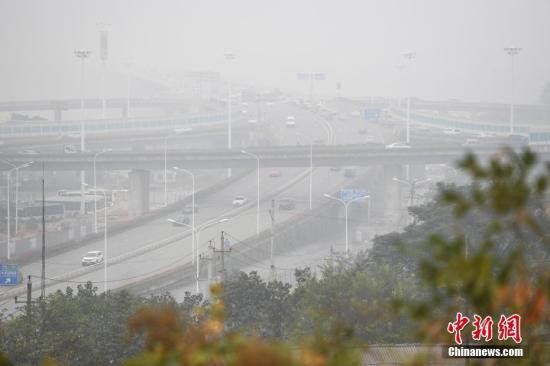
[279,198,296,211]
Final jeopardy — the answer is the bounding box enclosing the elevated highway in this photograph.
[2,145,548,171]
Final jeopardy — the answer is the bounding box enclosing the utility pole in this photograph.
[213,231,231,283]
[269,199,276,280]
[15,276,37,317]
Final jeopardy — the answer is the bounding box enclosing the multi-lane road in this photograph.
[0,98,465,310]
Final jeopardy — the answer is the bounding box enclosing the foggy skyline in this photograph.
[1,0,549,103]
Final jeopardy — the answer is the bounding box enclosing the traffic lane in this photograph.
[23,167,305,290]
[64,166,348,293]
[36,167,311,294]
[17,169,261,281]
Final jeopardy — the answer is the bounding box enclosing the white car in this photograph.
[462,138,479,147]
[248,119,257,124]
[286,116,296,127]
[385,142,411,149]
[81,251,104,266]
[18,149,39,155]
[443,128,461,135]
[232,196,248,207]
[350,111,360,117]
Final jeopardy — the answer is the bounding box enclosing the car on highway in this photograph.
[330,166,342,172]
[350,111,360,117]
[443,128,461,135]
[182,204,198,214]
[167,216,191,226]
[286,116,296,127]
[365,135,376,143]
[462,138,479,147]
[232,196,248,207]
[248,119,257,124]
[269,169,282,178]
[81,251,104,266]
[344,168,357,178]
[313,138,325,145]
[279,198,296,211]
[63,144,79,154]
[357,128,367,135]
[18,149,39,155]
[385,142,411,149]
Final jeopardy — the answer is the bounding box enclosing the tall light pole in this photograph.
[163,128,192,206]
[504,47,521,135]
[402,52,416,144]
[225,53,236,177]
[14,161,34,234]
[323,193,370,256]
[2,161,32,260]
[173,166,195,265]
[97,23,110,119]
[296,133,313,210]
[84,183,109,292]
[125,62,132,119]
[241,150,260,236]
[93,149,112,233]
[74,49,91,214]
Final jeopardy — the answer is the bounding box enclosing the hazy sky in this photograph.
[1,0,549,103]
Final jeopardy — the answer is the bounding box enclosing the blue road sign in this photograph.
[364,108,381,121]
[0,264,19,286]
[340,189,369,202]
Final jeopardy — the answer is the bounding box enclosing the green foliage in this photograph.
[223,271,292,338]
[0,282,198,366]
[398,148,550,364]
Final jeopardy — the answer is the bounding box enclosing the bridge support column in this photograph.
[383,164,406,229]
[53,108,63,121]
[129,169,150,217]
[122,106,128,119]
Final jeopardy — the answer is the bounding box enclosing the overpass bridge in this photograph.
[2,145,546,171]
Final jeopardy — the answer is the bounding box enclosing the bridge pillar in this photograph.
[128,169,150,217]
[383,164,406,229]
[122,106,128,119]
[53,108,63,121]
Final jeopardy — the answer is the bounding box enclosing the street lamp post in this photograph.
[93,149,112,233]
[125,62,132,119]
[173,166,195,265]
[224,53,236,178]
[504,47,521,135]
[241,150,260,236]
[14,161,33,234]
[296,133,313,210]
[163,128,192,207]
[323,193,370,256]
[402,52,416,144]
[84,183,109,292]
[74,49,91,214]
[2,161,32,260]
